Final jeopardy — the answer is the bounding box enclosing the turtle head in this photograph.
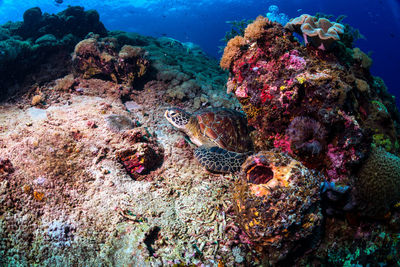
[165,107,191,130]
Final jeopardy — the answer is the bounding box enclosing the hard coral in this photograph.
[285,14,344,50]
[72,37,149,86]
[354,146,400,218]
[234,151,323,265]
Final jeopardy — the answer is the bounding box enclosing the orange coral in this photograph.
[244,15,268,41]
[33,191,45,201]
[220,36,245,70]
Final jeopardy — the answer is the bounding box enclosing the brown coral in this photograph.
[354,146,400,218]
[244,15,269,41]
[220,35,245,70]
[285,14,344,50]
[233,151,323,264]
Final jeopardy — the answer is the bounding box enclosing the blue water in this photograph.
[0,0,399,105]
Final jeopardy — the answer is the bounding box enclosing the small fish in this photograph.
[297,9,302,12]
[55,0,63,4]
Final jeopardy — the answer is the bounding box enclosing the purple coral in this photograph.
[286,116,326,155]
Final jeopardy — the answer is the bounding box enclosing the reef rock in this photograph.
[221,16,400,184]
[72,37,149,86]
[0,6,107,101]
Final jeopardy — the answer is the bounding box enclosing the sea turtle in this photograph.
[164,107,253,173]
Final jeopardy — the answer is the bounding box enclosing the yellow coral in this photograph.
[220,35,245,70]
[244,15,268,41]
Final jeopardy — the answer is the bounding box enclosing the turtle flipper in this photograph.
[194,146,248,173]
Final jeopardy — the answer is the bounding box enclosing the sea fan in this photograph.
[286,116,327,155]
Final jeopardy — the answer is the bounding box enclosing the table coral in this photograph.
[233,151,323,265]
[285,14,344,50]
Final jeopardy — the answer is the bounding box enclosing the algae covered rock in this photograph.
[220,15,400,184]
[233,151,323,265]
[0,6,108,101]
[72,37,149,86]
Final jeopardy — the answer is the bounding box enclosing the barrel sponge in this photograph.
[244,15,269,41]
[220,35,245,70]
[285,14,344,50]
[355,146,400,217]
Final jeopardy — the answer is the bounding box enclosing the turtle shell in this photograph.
[194,108,253,153]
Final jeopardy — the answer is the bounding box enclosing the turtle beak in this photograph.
[164,110,170,120]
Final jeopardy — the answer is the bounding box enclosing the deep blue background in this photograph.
[1,0,399,106]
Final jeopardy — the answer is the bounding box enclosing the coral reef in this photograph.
[244,16,270,41]
[285,14,345,50]
[222,16,400,184]
[286,116,326,156]
[72,37,149,86]
[1,5,400,266]
[233,151,323,265]
[0,6,107,101]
